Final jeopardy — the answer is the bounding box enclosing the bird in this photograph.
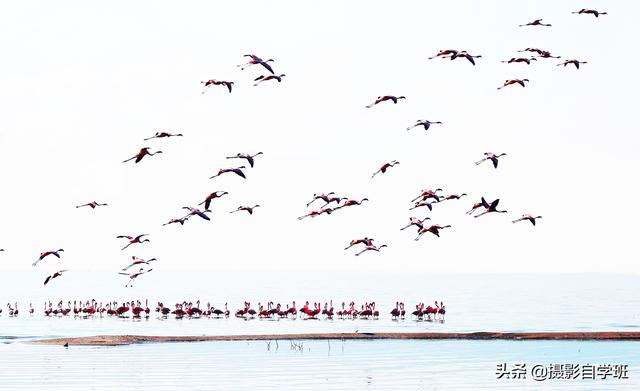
[513,214,543,226]
[335,198,369,209]
[519,19,552,27]
[476,153,507,168]
[497,79,529,90]
[406,120,443,132]
[306,192,336,207]
[238,54,275,74]
[411,189,443,203]
[182,207,212,221]
[365,95,406,108]
[122,147,162,163]
[44,270,68,286]
[143,132,183,141]
[75,201,108,209]
[230,205,260,215]
[297,208,334,220]
[318,195,345,209]
[557,59,588,69]
[410,201,436,211]
[226,152,263,168]
[117,234,150,251]
[450,51,482,65]
[502,57,537,65]
[33,249,64,267]
[536,51,561,59]
[372,160,400,178]
[474,198,508,218]
[199,191,229,210]
[162,216,191,226]
[344,238,374,250]
[354,244,387,256]
[427,49,458,59]
[572,9,607,18]
[400,217,431,231]
[210,166,246,179]
[518,48,558,58]
[440,193,467,201]
[201,79,234,94]
[121,256,157,271]
[118,267,153,287]
[415,225,452,241]
[253,74,285,86]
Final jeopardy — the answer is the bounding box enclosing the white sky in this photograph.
[0,1,638,274]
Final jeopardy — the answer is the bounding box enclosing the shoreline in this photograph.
[30,332,640,346]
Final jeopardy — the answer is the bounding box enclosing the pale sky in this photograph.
[0,1,638,275]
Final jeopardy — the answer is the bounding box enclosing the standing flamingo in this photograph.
[365,95,406,108]
[122,147,162,163]
[33,249,64,267]
[512,214,543,226]
[226,152,263,168]
[371,160,400,178]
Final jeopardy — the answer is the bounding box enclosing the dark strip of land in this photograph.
[30,332,640,346]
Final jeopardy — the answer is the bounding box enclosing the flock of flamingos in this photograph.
[0,8,606,321]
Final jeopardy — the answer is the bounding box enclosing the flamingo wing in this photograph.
[260,61,274,74]
[490,199,500,210]
[233,169,246,178]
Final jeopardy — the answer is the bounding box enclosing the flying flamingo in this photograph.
[536,51,561,59]
[415,225,451,241]
[306,192,335,207]
[33,249,64,267]
[412,189,443,203]
[121,256,157,271]
[365,95,406,108]
[253,74,286,86]
[319,195,346,208]
[371,160,400,178]
[572,9,607,18]
[440,193,467,201]
[238,54,275,74]
[199,191,229,210]
[557,59,588,69]
[476,152,507,168]
[210,166,246,179]
[344,237,374,250]
[118,268,153,287]
[474,198,508,218]
[450,51,482,65]
[335,198,369,209]
[162,216,190,226]
[406,120,443,132]
[117,234,150,251]
[143,132,183,141]
[400,217,431,231]
[354,244,388,256]
[518,48,551,56]
[519,19,552,27]
[502,57,537,65]
[182,207,212,221]
[410,201,436,211]
[201,79,234,94]
[76,201,108,209]
[427,49,458,59]
[512,214,543,226]
[298,208,334,220]
[226,152,263,168]
[230,205,260,215]
[497,79,529,90]
[44,270,68,286]
[466,199,486,215]
[122,147,162,164]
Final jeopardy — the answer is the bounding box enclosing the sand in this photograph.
[30,332,640,346]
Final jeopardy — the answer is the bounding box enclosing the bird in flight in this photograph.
[400,217,431,232]
[572,9,607,18]
[230,205,261,215]
[238,54,275,74]
[33,249,65,267]
[407,120,443,132]
[428,49,459,60]
[354,244,388,256]
[372,160,400,178]
[226,152,263,168]
[557,59,588,69]
[201,79,234,94]
[122,256,157,272]
[117,234,150,251]
[497,79,529,90]
[199,191,229,210]
[519,19,552,27]
[335,198,369,210]
[253,74,286,86]
[297,208,334,220]
[44,270,68,286]
[306,192,336,208]
[119,267,153,287]
[76,201,108,209]
[365,95,406,108]
[143,132,183,141]
[474,198,508,218]
[450,51,482,65]
[182,207,212,221]
[476,153,507,168]
[513,214,543,226]
[415,225,452,241]
[162,216,191,226]
[502,57,537,65]
[210,166,247,180]
[344,237,375,250]
[122,147,162,163]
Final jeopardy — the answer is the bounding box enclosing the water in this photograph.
[1,273,638,389]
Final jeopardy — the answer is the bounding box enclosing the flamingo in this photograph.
[572,9,607,18]
[354,244,387,256]
[519,19,552,27]
[518,48,553,56]
[371,160,400,178]
[512,214,543,226]
[210,166,246,179]
[226,152,263,168]
[33,249,64,267]
[474,198,508,218]
[406,120,443,132]
[143,132,183,141]
[400,217,431,231]
[335,198,369,209]
[162,216,191,226]
[182,207,212,221]
[440,193,467,201]
[410,201,436,211]
[502,57,537,65]
[306,192,335,207]
[415,225,451,241]
[297,208,334,220]
[44,270,68,285]
[76,201,108,209]
[365,95,406,108]
[390,302,400,319]
[238,54,275,74]
[122,147,162,163]
[427,49,458,59]
[199,191,229,210]
[476,152,506,168]
[411,189,443,203]
[466,199,486,215]
[344,237,374,250]
[253,74,285,86]
[497,79,529,90]
[201,79,234,94]
[557,59,588,69]
[450,51,482,65]
[230,205,260,215]
[319,195,346,208]
[536,51,561,59]
[118,267,153,287]
[121,256,157,271]
[117,234,150,251]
